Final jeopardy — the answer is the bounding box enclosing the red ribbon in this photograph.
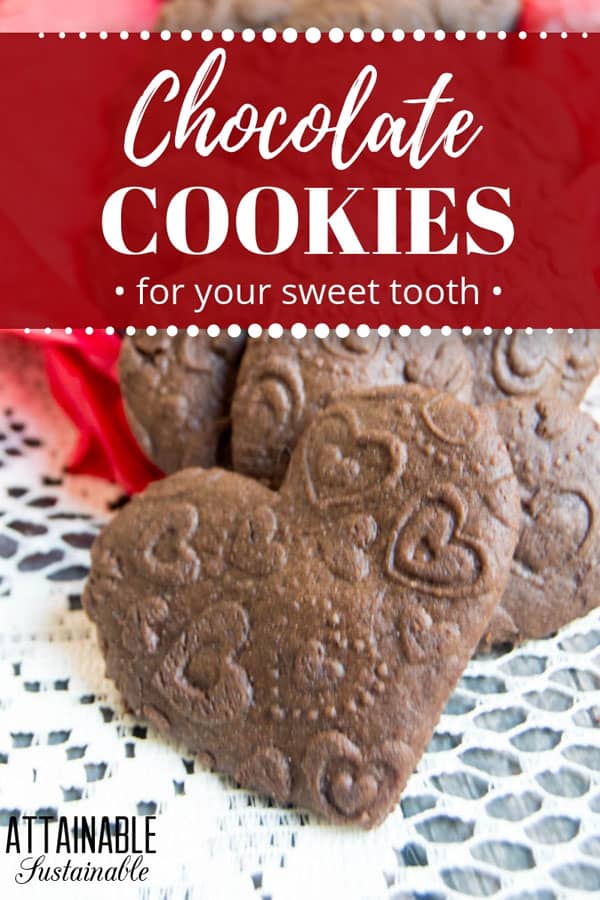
[11,330,161,494]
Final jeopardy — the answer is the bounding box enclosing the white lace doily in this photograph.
[1,335,599,900]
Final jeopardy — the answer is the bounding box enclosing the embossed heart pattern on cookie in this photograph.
[84,386,521,827]
[120,330,600,487]
[479,397,600,650]
[121,330,476,483]
[232,331,474,487]
[120,330,245,475]
[233,329,592,475]
[464,330,600,407]
[118,329,600,653]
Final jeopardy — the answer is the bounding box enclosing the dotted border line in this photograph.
[20,326,573,338]
[36,30,592,42]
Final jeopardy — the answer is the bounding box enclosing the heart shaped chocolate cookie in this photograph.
[157,0,520,31]
[480,398,600,649]
[120,331,245,473]
[84,385,519,827]
[232,331,473,486]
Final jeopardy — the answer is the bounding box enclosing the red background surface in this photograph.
[0,34,599,329]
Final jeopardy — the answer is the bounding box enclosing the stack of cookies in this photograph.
[83,329,600,827]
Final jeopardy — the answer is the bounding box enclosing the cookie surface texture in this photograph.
[232,331,473,486]
[464,331,600,407]
[480,398,600,649]
[560,330,600,404]
[84,385,519,827]
[464,331,567,406]
[120,331,245,474]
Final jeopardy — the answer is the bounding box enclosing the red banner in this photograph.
[1,33,599,328]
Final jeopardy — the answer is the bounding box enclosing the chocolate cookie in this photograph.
[157,0,520,31]
[232,331,473,486]
[84,385,520,827]
[119,331,245,474]
[480,398,600,649]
